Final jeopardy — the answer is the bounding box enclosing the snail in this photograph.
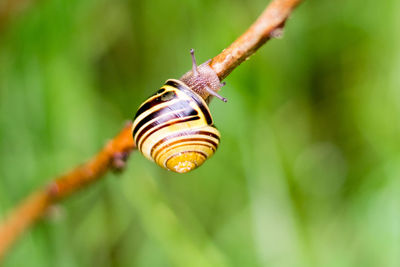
[132,49,226,173]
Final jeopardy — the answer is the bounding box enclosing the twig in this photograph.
[0,0,302,261]
[0,124,135,260]
[211,0,301,80]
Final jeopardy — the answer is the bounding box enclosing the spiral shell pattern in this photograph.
[132,79,220,173]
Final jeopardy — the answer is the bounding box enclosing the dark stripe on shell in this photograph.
[132,99,194,137]
[153,138,218,162]
[151,132,219,159]
[137,115,200,149]
[134,90,177,121]
[165,80,213,125]
[155,88,165,94]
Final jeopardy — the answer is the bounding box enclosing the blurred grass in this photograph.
[1,0,400,266]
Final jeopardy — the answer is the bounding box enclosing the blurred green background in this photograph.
[1,0,399,266]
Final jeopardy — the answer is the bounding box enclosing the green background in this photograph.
[1,0,399,266]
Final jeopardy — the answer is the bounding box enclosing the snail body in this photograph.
[132,50,226,173]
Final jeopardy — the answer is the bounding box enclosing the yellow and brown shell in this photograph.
[132,79,220,173]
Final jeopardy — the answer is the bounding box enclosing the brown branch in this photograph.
[211,0,302,80]
[0,0,302,261]
[0,124,135,261]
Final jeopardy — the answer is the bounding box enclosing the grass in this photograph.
[0,0,399,266]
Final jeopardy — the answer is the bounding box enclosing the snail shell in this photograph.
[132,79,220,173]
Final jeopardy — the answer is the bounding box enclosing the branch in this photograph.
[211,0,302,80]
[0,124,135,260]
[0,0,302,261]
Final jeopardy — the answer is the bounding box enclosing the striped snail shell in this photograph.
[132,49,227,173]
